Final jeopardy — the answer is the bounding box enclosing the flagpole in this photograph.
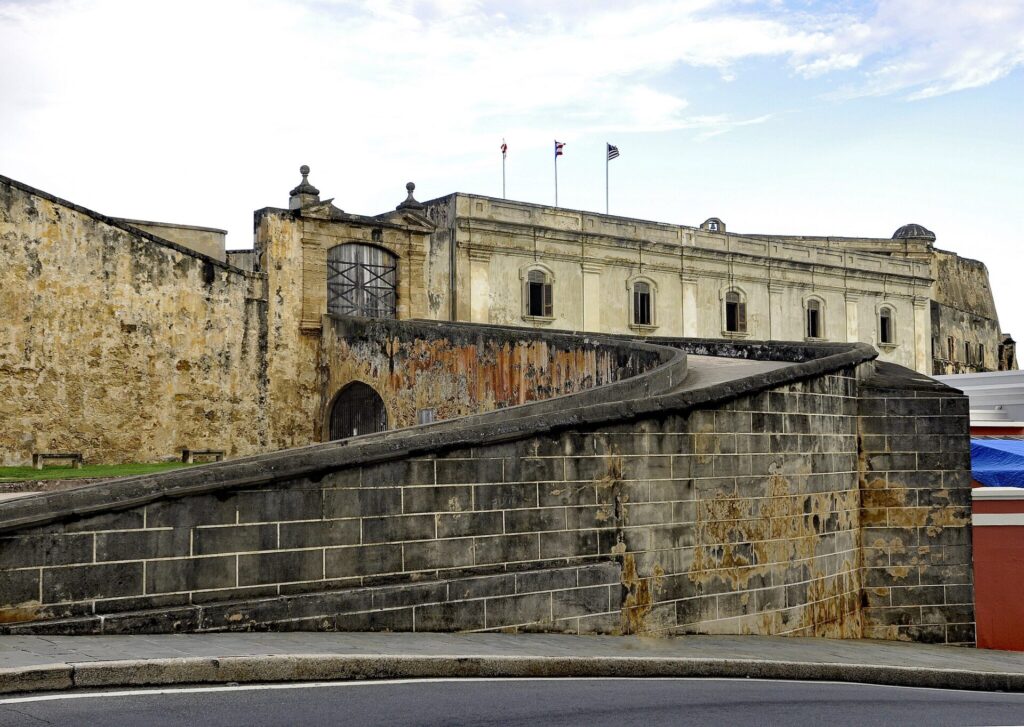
[502,154,506,199]
[554,146,558,207]
[605,146,609,215]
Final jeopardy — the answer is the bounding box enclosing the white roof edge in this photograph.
[973,487,1024,499]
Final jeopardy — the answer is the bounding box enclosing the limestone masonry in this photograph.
[0,166,990,643]
[0,167,1012,465]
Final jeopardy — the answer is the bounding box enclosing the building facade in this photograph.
[0,166,1013,465]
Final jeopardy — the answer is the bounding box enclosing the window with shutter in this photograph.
[724,291,746,333]
[525,269,554,318]
[806,299,822,339]
[633,282,652,326]
[879,308,893,344]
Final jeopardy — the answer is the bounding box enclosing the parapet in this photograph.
[115,217,228,262]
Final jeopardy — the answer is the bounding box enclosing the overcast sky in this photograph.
[2,0,1022,336]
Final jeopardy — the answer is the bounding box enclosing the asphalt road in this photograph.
[2,678,1024,726]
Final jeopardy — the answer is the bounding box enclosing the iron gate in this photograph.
[327,244,397,318]
[328,382,388,440]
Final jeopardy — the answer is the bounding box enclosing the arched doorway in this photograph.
[328,382,388,440]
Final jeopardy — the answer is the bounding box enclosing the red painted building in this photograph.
[972,487,1024,651]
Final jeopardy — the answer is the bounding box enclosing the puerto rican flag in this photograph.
[501,140,507,157]
[554,140,565,157]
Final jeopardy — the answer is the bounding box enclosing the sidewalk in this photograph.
[4,632,1024,695]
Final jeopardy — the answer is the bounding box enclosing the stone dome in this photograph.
[892,223,935,242]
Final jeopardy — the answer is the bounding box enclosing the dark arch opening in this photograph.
[328,382,388,440]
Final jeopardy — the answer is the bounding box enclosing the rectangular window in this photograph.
[633,283,652,326]
[526,272,552,317]
[978,343,985,366]
[724,292,746,333]
[948,336,956,361]
[965,341,973,366]
[879,310,892,344]
[807,309,820,338]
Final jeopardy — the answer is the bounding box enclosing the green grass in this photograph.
[0,462,195,482]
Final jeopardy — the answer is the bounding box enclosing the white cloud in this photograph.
[0,0,1022,245]
[810,0,1024,100]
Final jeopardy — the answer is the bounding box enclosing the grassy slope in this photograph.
[0,462,195,482]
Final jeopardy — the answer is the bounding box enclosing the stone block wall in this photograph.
[858,362,975,644]
[0,338,972,644]
[0,364,864,639]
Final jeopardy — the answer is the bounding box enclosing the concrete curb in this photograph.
[4,654,1024,695]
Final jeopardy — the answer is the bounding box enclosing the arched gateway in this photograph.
[328,382,387,440]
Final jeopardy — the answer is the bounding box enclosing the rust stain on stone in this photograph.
[0,605,41,624]
[620,553,665,635]
[687,465,861,636]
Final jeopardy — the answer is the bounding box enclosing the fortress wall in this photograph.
[0,360,877,640]
[858,363,975,644]
[317,317,667,436]
[0,178,269,466]
[930,250,1004,374]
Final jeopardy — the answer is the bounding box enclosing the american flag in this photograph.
[554,140,565,157]
[501,140,507,157]
[607,143,620,161]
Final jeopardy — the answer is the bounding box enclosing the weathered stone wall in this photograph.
[929,251,1004,374]
[114,218,228,262]
[317,317,667,436]
[858,362,975,644]
[0,176,269,466]
[0,348,874,640]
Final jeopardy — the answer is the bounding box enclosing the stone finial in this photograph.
[397,181,425,211]
[289,165,321,210]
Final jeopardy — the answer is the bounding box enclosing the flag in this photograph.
[607,143,620,161]
[554,140,565,157]
[501,140,507,157]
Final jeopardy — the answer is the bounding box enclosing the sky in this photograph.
[2,0,1022,335]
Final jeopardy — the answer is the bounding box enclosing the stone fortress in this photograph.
[0,167,1013,466]
[0,166,1005,643]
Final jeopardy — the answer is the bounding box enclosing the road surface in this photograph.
[3,677,1024,726]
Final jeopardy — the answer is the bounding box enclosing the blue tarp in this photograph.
[971,439,1024,487]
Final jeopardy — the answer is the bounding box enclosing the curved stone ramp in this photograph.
[0,335,869,536]
[0,327,883,637]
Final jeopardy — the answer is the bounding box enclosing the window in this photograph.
[724,291,747,334]
[965,341,973,366]
[879,307,894,345]
[416,408,436,425]
[327,244,397,318]
[947,336,956,361]
[633,281,653,326]
[978,343,985,366]
[525,269,553,318]
[806,299,823,339]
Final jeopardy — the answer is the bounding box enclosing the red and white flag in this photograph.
[554,140,565,157]
[501,140,507,157]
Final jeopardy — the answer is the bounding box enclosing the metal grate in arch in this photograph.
[327,243,397,318]
[328,382,388,440]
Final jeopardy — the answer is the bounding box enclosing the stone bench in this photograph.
[181,449,225,464]
[32,452,84,470]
